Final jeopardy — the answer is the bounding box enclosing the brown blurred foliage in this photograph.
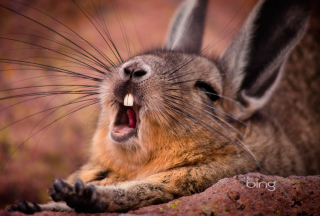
[0,0,256,209]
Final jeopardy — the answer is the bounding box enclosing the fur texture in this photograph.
[7,0,320,213]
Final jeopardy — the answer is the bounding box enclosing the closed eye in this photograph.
[195,81,219,102]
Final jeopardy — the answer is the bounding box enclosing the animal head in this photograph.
[95,0,310,167]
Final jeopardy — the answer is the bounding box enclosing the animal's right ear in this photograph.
[165,0,208,53]
[219,0,310,120]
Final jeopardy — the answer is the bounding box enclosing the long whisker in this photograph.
[0,84,97,92]
[0,36,107,75]
[71,0,123,64]
[164,94,261,167]
[165,93,259,164]
[0,59,102,81]
[110,0,131,59]
[0,95,98,132]
[167,75,223,86]
[167,93,246,138]
[166,88,242,110]
[162,100,212,153]
[2,32,111,70]
[199,1,246,54]
[1,0,115,71]
[167,68,224,82]
[0,99,99,172]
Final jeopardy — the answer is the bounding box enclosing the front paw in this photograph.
[7,200,41,214]
[49,178,108,213]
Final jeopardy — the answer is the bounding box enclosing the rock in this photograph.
[1,173,319,215]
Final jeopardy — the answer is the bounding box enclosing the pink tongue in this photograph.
[127,109,136,128]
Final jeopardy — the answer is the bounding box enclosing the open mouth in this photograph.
[110,93,139,142]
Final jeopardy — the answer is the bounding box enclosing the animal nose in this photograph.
[120,61,151,83]
[124,67,147,78]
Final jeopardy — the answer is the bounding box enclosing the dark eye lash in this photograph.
[195,81,219,102]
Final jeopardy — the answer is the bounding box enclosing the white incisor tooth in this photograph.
[124,94,128,106]
[124,93,134,107]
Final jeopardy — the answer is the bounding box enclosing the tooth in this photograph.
[124,94,128,106]
[127,93,134,106]
[124,93,134,107]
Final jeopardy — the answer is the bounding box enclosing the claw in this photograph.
[87,185,98,203]
[84,185,94,199]
[74,178,85,195]
[48,178,106,213]
[53,178,72,194]
[51,179,73,202]
[7,200,40,214]
[53,178,64,192]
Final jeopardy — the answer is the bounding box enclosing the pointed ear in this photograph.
[165,0,208,53]
[219,0,310,119]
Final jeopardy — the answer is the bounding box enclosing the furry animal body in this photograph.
[1,0,319,213]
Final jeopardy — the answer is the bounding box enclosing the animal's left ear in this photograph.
[165,0,208,53]
[219,0,310,119]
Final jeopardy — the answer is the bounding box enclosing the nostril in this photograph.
[121,64,149,81]
[133,70,147,78]
[124,68,131,75]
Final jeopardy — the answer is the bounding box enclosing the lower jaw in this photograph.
[110,127,137,143]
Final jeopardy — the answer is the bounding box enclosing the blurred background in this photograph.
[0,0,257,209]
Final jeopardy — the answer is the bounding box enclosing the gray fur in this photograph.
[219,0,310,119]
[7,0,320,213]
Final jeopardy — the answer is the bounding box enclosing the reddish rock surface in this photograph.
[1,173,319,216]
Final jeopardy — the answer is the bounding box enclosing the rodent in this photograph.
[4,0,320,213]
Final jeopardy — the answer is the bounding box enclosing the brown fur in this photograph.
[7,0,320,213]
